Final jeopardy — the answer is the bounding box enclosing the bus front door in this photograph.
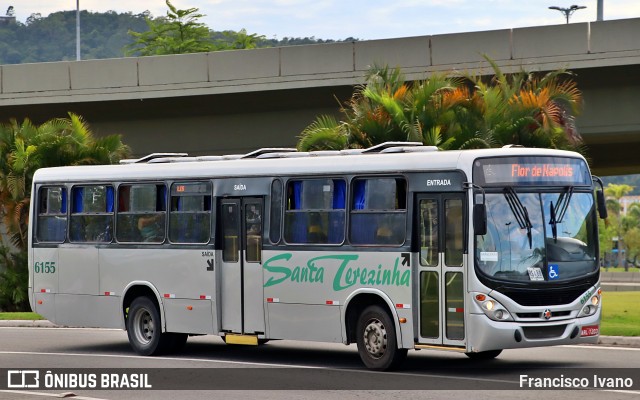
[415,194,466,347]
[218,198,265,336]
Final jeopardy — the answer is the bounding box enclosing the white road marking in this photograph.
[604,390,640,395]
[561,345,640,351]
[0,350,321,369]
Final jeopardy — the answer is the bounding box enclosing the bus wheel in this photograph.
[356,305,407,371]
[127,296,171,356]
[465,350,502,360]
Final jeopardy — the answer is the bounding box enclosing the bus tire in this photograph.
[356,305,407,371]
[465,349,502,360]
[127,296,172,356]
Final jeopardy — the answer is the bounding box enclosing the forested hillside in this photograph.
[0,10,354,64]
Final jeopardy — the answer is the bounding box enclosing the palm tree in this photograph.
[463,58,584,152]
[0,113,130,311]
[297,60,585,154]
[299,65,477,151]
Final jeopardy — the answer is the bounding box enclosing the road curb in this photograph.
[1,320,639,347]
[597,335,640,348]
[0,320,59,328]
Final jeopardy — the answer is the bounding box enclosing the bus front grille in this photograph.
[496,281,594,306]
[522,325,567,339]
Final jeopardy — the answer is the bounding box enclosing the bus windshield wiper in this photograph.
[549,186,574,242]
[503,187,533,248]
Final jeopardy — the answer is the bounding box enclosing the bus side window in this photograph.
[36,186,68,243]
[419,199,438,266]
[169,182,211,244]
[245,203,262,262]
[116,184,166,243]
[350,177,407,245]
[283,178,345,245]
[69,185,114,243]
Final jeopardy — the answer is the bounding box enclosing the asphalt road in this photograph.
[0,327,638,400]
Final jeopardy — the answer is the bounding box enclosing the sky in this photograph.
[7,0,640,40]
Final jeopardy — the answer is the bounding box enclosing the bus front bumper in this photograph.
[466,312,600,353]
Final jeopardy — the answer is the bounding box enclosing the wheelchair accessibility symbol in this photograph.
[548,264,559,280]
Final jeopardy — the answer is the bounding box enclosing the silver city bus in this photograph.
[28,142,607,370]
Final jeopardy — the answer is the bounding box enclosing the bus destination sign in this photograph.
[510,163,574,178]
[473,156,591,186]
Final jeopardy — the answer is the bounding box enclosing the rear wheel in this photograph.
[465,349,502,360]
[126,296,174,355]
[356,305,407,371]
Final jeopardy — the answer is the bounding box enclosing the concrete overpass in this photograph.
[0,18,639,175]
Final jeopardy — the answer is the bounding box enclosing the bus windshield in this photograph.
[475,190,597,282]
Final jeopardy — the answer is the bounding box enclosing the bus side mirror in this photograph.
[473,203,487,236]
[596,190,608,219]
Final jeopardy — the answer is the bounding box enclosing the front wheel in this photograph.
[356,305,407,371]
[126,296,174,355]
[465,349,502,360]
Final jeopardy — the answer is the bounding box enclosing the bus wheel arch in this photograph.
[344,291,402,347]
[122,283,164,330]
[122,283,178,356]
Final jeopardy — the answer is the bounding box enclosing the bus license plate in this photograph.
[580,325,599,337]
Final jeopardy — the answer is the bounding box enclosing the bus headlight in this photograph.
[474,294,513,321]
[579,295,601,317]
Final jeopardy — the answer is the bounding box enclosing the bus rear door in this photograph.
[218,198,265,338]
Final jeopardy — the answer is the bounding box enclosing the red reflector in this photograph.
[267,298,273,303]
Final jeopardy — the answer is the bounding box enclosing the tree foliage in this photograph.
[0,10,149,64]
[0,114,130,311]
[600,183,638,270]
[297,60,585,154]
[0,7,347,64]
[125,1,268,55]
[126,0,216,56]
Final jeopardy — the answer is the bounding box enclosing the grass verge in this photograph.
[601,291,640,336]
[0,312,43,320]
